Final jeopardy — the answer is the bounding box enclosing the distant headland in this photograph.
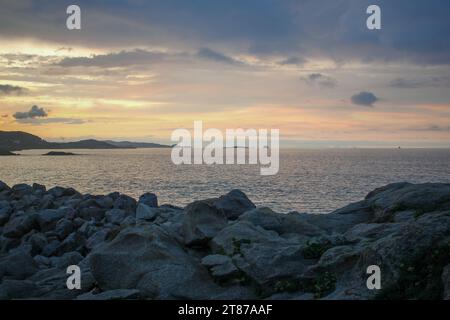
[0,149,18,156]
[0,131,172,152]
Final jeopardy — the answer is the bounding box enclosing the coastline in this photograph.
[0,180,449,300]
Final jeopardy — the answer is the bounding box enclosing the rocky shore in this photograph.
[0,181,449,300]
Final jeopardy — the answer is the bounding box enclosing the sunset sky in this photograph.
[1,0,450,147]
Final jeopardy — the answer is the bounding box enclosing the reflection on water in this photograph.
[1,148,450,214]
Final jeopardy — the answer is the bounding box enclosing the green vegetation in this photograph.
[376,241,450,300]
[274,279,301,293]
[231,238,251,256]
[302,240,333,259]
[312,272,337,298]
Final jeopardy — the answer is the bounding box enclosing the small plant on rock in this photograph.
[302,240,332,260]
[313,272,336,299]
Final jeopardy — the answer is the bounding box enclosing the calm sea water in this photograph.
[1,148,449,214]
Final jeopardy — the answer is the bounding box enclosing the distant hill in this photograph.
[104,140,172,149]
[48,139,118,150]
[0,131,171,151]
[0,131,49,151]
[0,149,18,156]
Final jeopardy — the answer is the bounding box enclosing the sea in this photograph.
[1,148,449,214]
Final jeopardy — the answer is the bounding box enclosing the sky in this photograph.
[0,0,450,147]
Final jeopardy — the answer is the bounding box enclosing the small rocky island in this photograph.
[43,151,78,156]
[0,181,449,300]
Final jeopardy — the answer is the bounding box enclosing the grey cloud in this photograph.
[2,1,450,66]
[13,105,47,119]
[15,117,86,125]
[278,57,307,66]
[56,47,242,69]
[351,91,379,107]
[0,84,27,96]
[405,124,450,132]
[197,48,240,65]
[389,77,450,89]
[57,49,169,68]
[304,73,337,88]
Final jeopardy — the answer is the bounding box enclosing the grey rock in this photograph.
[41,240,61,257]
[208,264,238,279]
[11,183,33,198]
[32,183,46,193]
[18,194,39,208]
[138,192,158,207]
[51,251,84,269]
[48,186,78,198]
[239,207,325,238]
[39,194,54,210]
[3,213,37,238]
[105,208,127,225]
[231,239,309,289]
[30,267,95,299]
[215,189,255,220]
[157,206,184,225]
[337,182,450,223]
[107,192,120,200]
[94,196,114,209]
[34,255,51,268]
[298,210,373,234]
[77,289,141,300]
[182,200,227,246]
[29,233,48,255]
[0,249,38,279]
[36,209,67,232]
[55,231,86,255]
[315,212,450,300]
[63,198,82,210]
[89,225,220,299]
[211,221,310,289]
[136,203,159,221]
[0,236,21,253]
[267,292,315,300]
[210,285,257,300]
[0,182,448,300]
[201,254,232,268]
[72,217,85,228]
[443,264,450,300]
[210,221,278,255]
[343,223,400,242]
[121,215,136,226]
[79,207,105,221]
[201,255,240,280]
[86,229,110,250]
[0,206,12,226]
[0,280,42,299]
[0,199,11,209]
[78,220,98,238]
[54,219,74,240]
[0,180,10,192]
[78,197,99,210]
[113,194,137,213]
